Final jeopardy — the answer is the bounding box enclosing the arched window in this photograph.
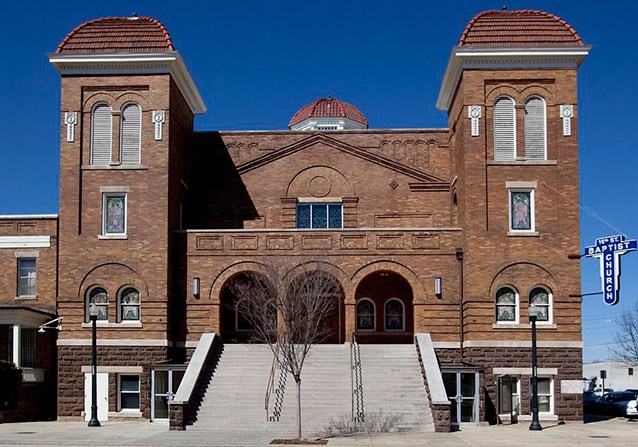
[120,103,141,165]
[86,286,108,322]
[495,287,518,323]
[91,103,112,165]
[529,287,552,323]
[524,97,546,160]
[118,287,140,322]
[384,299,404,331]
[356,299,375,330]
[493,96,516,160]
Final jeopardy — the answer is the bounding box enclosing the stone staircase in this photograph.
[358,344,434,432]
[191,344,274,430]
[190,343,433,434]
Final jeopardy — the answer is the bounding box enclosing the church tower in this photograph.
[437,9,589,420]
[48,16,205,419]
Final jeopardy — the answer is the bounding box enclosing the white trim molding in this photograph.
[57,338,169,346]
[47,52,206,115]
[436,46,591,111]
[81,366,143,374]
[463,340,582,348]
[493,367,558,376]
[0,236,51,249]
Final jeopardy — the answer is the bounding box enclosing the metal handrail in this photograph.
[350,332,355,421]
[350,332,364,422]
[265,343,279,418]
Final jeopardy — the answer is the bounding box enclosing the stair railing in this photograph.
[350,332,365,422]
[265,342,285,421]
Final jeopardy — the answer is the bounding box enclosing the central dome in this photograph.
[289,97,368,130]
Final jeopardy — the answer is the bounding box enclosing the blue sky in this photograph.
[0,1,636,362]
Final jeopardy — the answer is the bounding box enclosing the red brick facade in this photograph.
[0,9,589,427]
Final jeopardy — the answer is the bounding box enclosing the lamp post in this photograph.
[528,303,542,431]
[88,303,101,427]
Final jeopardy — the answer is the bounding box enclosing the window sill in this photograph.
[98,234,128,240]
[82,322,142,329]
[487,160,557,166]
[15,295,37,300]
[492,323,557,329]
[82,165,148,170]
[108,410,142,418]
[507,231,539,237]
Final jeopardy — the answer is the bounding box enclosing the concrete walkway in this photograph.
[0,419,636,446]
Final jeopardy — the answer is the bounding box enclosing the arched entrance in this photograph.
[220,272,276,343]
[219,270,345,344]
[286,270,345,344]
[354,270,414,343]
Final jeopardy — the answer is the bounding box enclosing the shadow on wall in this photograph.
[187,132,259,229]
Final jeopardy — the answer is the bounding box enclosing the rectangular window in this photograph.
[119,375,140,410]
[629,368,634,376]
[296,203,342,229]
[17,258,36,297]
[103,194,127,236]
[536,377,553,414]
[508,189,535,233]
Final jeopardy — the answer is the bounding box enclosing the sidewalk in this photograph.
[0,419,635,447]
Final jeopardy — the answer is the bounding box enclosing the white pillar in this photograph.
[12,324,21,367]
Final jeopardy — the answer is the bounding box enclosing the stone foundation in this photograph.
[57,345,168,418]
[435,346,583,423]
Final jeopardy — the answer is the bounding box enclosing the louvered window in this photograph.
[524,97,547,160]
[91,103,112,165]
[493,97,516,160]
[120,103,141,165]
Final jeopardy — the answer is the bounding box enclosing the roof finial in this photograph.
[502,5,507,11]
[132,12,138,17]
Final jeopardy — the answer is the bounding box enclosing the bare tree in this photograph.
[611,302,638,364]
[227,259,341,439]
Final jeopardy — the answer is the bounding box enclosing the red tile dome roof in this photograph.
[289,97,368,128]
[459,9,583,47]
[56,16,174,54]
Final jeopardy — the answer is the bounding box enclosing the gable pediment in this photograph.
[235,133,448,190]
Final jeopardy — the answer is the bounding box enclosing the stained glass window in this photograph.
[496,287,517,322]
[356,299,375,330]
[119,287,140,321]
[296,203,343,229]
[88,287,108,321]
[312,204,327,228]
[104,194,126,235]
[530,287,551,322]
[510,191,531,230]
[296,204,311,228]
[385,299,404,330]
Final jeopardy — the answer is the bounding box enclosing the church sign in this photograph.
[585,235,637,305]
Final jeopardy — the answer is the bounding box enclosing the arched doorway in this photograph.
[220,272,276,343]
[354,270,413,343]
[285,270,345,344]
[219,270,345,344]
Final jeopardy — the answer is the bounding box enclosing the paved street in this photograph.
[0,419,636,447]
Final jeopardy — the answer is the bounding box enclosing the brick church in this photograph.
[0,9,590,430]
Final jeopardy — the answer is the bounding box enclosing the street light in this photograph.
[88,303,101,427]
[528,303,542,431]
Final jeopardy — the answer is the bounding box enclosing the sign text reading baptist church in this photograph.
[585,235,637,305]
